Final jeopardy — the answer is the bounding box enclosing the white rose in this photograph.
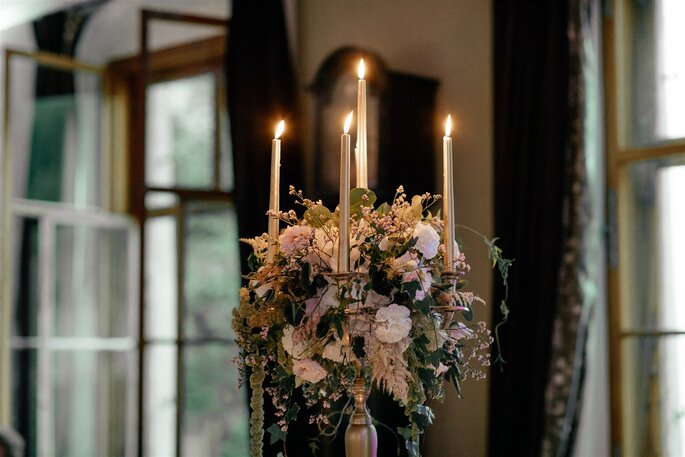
[293,358,327,385]
[281,326,308,359]
[413,222,440,259]
[375,304,412,344]
[279,225,313,256]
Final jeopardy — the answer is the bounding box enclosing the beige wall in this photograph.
[297,1,493,456]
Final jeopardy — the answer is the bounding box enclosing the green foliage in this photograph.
[304,204,332,227]
[413,296,435,315]
[350,187,377,215]
[484,236,514,370]
[401,280,422,301]
[267,423,286,445]
[377,202,392,216]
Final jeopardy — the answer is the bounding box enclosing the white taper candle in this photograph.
[267,120,285,263]
[339,111,353,273]
[443,115,456,271]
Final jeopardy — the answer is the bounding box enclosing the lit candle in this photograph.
[339,111,353,273]
[356,59,368,189]
[443,115,456,272]
[267,120,285,263]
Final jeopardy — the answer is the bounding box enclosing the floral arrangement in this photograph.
[232,185,511,457]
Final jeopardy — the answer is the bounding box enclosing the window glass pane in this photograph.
[54,224,130,337]
[144,344,177,457]
[145,216,178,339]
[628,0,685,146]
[184,201,240,339]
[52,350,133,457]
[8,57,102,206]
[146,73,216,189]
[12,217,39,337]
[219,99,234,192]
[145,191,179,211]
[182,344,248,457]
[621,335,685,457]
[658,164,685,329]
[11,349,38,457]
[620,154,685,330]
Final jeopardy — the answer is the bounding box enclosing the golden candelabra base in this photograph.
[345,377,377,457]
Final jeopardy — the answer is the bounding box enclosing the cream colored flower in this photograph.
[413,222,440,259]
[375,304,412,344]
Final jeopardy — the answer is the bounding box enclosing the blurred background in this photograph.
[0,0,683,456]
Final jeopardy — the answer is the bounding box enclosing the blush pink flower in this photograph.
[279,225,313,256]
[292,358,327,384]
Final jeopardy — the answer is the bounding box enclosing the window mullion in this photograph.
[175,199,186,457]
[616,142,685,165]
[37,216,55,457]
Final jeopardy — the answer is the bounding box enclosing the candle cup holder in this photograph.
[441,270,460,284]
[436,271,462,328]
[329,271,360,283]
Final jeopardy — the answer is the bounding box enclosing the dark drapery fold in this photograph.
[491,0,603,455]
[226,1,307,455]
[489,1,571,455]
[541,1,604,455]
[226,0,304,277]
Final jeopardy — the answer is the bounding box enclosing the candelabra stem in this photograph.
[345,377,377,457]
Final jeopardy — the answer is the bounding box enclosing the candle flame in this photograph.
[344,111,353,133]
[358,59,365,79]
[275,120,285,139]
[445,114,452,137]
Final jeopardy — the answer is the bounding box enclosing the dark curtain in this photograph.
[226,1,307,455]
[490,0,605,455]
[226,0,304,278]
[489,0,586,456]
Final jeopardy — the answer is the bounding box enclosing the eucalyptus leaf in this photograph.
[377,202,392,216]
[304,204,332,227]
[350,188,377,215]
